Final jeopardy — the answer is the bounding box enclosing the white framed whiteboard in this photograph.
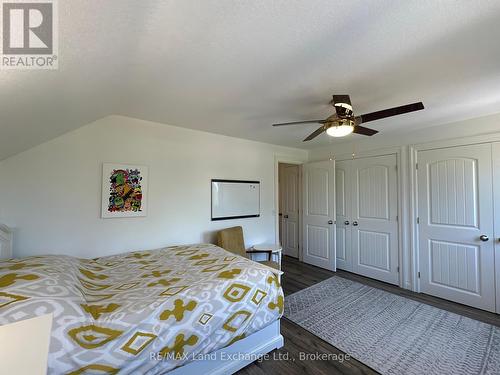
[211,179,260,220]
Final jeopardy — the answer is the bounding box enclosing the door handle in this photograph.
[328,220,334,225]
[352,221,358,226]
[479,235,489,242]
[344,221,350,225]
[284,215,289,219]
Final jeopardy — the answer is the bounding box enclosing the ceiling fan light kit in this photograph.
[326,120,354,137]
[272,94,424,141]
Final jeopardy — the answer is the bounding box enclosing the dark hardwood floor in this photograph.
[237,256,500,375]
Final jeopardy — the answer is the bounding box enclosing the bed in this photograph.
[0,242,284,374]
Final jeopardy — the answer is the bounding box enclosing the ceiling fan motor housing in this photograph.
[334,102,353,118]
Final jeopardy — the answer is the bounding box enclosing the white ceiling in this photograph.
[2,0,500,160]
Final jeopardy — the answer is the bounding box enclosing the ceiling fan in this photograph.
[272,95,424,141]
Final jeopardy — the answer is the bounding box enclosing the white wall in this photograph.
[0,115,307,258]
[308,112,500,160]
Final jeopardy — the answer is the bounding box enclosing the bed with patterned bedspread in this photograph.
[0,244,284,374]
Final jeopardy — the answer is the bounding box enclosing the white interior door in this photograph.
[417,144,495,312]
[492,142,500,313]
[351,155,399,284]
[302,160,336,270]
[335,160,353,271]
[282,164,299,258]
[278,166,284,244]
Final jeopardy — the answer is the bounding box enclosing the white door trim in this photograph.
[274,155,305,259]
[409,145,420,292]
[493,142,500,313]
[316,146,402,163]
[411,131,500,152]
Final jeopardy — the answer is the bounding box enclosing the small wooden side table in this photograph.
[251,243,282,269]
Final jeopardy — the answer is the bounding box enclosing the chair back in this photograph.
[217,226,246,257]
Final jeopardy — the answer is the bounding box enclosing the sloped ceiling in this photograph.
[2,0,500,160]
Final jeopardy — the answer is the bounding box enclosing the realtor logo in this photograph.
[1,0,58,69]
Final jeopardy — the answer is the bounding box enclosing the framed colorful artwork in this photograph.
[101,163,149,218]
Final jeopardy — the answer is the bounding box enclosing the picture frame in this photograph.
[101,163,149,218]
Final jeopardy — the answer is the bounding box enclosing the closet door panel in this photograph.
[302,161,336,271]
[335,160,352,271]
[351,154,399,285]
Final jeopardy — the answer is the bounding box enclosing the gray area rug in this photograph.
[284,276,500,374]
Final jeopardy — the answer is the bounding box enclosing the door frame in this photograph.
[274,155,305,260]
[410,131,500,294]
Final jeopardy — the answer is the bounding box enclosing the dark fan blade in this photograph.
[353,125,378,136]
[303,125,325,141]
[331,95,351,106]
[272,119,325,126]
[359,102,424,124]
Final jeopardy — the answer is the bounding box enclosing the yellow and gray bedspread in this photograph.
[0,244,284,374]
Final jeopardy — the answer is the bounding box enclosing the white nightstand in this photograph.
[0,314,52,375]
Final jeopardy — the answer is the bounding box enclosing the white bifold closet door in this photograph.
[335,160,352,271]
[417,143,496,312]
[335,155,399,285]
[302,160,336,271]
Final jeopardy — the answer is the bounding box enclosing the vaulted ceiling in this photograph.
[2,0,500,160]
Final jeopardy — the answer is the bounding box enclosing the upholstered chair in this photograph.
[216,226,280,270]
